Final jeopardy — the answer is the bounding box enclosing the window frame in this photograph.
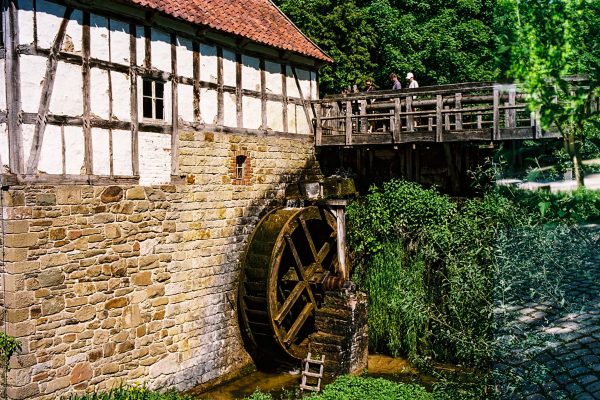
[142,78,166,121]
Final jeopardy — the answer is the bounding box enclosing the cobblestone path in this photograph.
[494,226,600,399]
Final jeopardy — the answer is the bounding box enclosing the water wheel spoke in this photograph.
[315,242,331,265]
[284,302,314,345]
[284,234,318,310]
[299,215,319,261]
[285,233,307,277]
[275,281,307,324]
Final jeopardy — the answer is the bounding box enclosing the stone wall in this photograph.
[0,130,318,399]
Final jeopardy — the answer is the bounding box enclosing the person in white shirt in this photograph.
[406,72,419,89]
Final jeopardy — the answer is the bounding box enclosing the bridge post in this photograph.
[393,98,401,143]
[406,96,414,132]
[436,95,443,142]
[493,85,500,140]
[455,93,462,130]
[345,100,352,145]
[315,103,322,146]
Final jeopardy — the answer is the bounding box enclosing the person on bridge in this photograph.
[406,72,419,89]
[390,73,402,90]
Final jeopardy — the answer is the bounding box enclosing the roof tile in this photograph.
[123,0,332,63]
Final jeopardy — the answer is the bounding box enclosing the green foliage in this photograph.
[65,386,192,400]
[311,376,434,400]
[244,390,273,400]
[0,332,21,369]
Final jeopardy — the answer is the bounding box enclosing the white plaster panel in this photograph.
[64,126,85,174]
[63,10,83,54]
[22,124,34,167]
[223,93,237,128]
[151,28,171,72]
[0,60,5,110]
[296,68,311,100]
[296,105,310,134]
[139,131,171,185]
[38,125,62,174]
[176,37,194,78]
[90,14,110,62]
[222,50,236,87]
[20,54,46,114]
[265,61,282,95]
[110,19,130,65]
[199,44,217,84]
[18,0,35,45]
[92,128,110,175]
[287,103,297,134]
[111,72,131,121]
[242,55,261,92]
[178,84,194,122]
[310,71,318,100]
[90,69,110,120]
[36,0,66,49]
[266,101,283,132]
[242,96,261,129]
[200,88,218,124]
[112,130,132,176]
[50,61,83,116]
[0,124,9,172]
[286,66,299,98]
[136,26,145,67]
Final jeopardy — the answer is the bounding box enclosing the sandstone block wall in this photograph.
[0,130,317,400]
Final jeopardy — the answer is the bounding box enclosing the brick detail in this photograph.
[230,149,252,186]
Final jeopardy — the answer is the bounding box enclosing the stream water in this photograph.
[189,355,437,400]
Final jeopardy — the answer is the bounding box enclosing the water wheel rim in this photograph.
[267,206,338,358]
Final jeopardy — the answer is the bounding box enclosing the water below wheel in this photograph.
[239,206,341,366]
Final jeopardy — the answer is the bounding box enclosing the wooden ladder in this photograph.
[300,352,325,392]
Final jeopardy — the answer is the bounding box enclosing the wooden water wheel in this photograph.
[239,206,342,364]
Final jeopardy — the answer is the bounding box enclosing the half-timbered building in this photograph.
[0,1,330,398]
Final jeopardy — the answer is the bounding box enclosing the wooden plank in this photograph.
[500,127,536,140]
[236,52,243,127]
[360,99,367,133]
[345,100,352,145]
[144,25,151,68]
[5,0,24,173]
[493,86,500,140]
[442,129,491,142]
[436,95,443,142]
[282,64,288,133]
[193,41,201,122]
[393,98,401,142]
[284,302,313,345]
[26,7,74,175]
[292,67,313,133]
[130,22,139,176]
[444,105,450,130]
[507,87,516,127]
[170,34,179,176]
[455,93,462,130]
[260,58,267,129]
[216,46,224,125]
[82,12,93,175]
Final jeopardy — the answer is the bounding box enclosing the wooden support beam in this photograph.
[444,105,450,130]
[170,34,179,176]
[5,0,24,173]
[406,96,414,132]
[26,7,74,175]
[236,52,243,128]
[193,41,201,122]
[507,87,516,128]
[260,58,267,129]
[144,25,151,68]
[281,64,288,133]
[216,46,224,125]
[130,23,139,175]
[315,103,322,146]
[82,11,93,175]
[292,67,313,134]
[359,99,367,134]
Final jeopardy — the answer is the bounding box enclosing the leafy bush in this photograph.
[0,332,21,368]
[311,376,434,400]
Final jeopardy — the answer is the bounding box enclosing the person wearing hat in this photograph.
[406,72,419,89]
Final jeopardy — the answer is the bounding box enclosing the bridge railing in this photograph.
[311,82,553,146]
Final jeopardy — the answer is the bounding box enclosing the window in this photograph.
[236,155,247,180]
[142,79,164,120]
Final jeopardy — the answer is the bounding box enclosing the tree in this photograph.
[501,0,600,187]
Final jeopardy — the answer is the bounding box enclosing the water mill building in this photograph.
[0,0,335,398]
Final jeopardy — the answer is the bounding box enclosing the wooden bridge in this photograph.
[311,82,566,147]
